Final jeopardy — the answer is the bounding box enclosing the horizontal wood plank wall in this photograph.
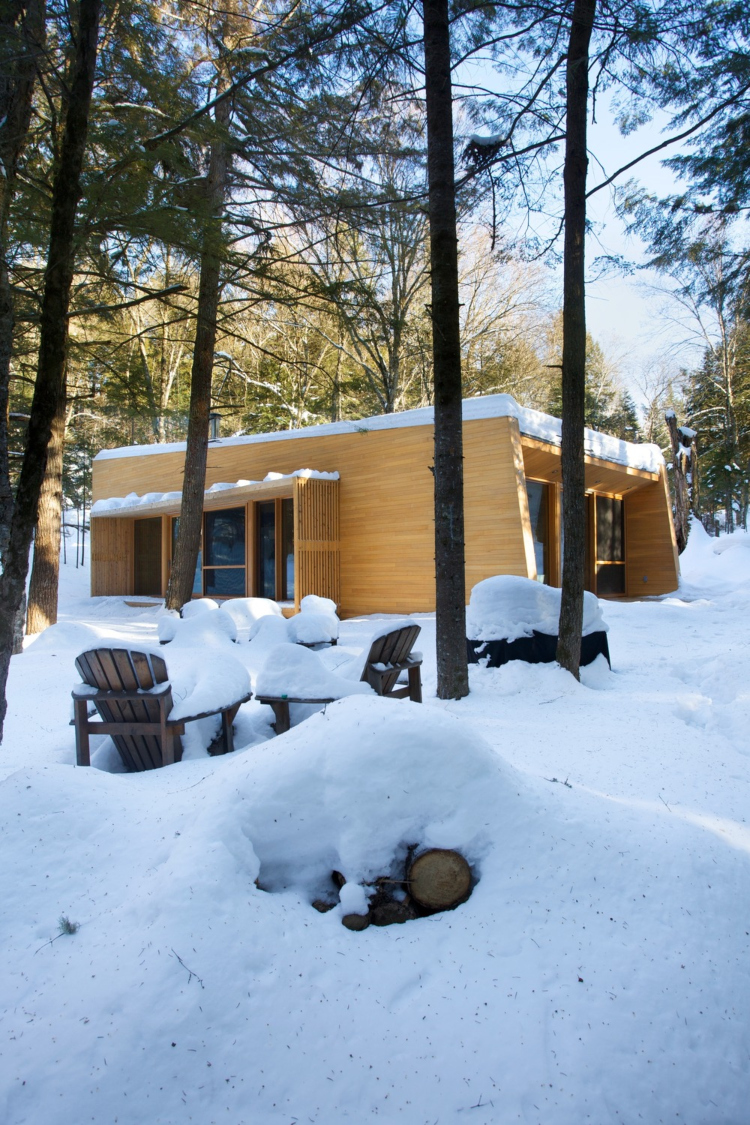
[91,517,133,596]
[294,477,340,609]
[92,418,671,613]
[625,465,679,596]
[462,415,536,588]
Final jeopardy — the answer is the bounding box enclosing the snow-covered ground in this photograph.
[2,521,749,1125]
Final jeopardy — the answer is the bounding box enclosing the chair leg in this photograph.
[221,708,236,754]
[74,698,91,766]
[271,701,291,735]
[408,664,422,703]
[160,699,175,766]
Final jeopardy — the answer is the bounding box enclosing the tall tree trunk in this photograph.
[665,410,694,554]
[165,97,230,611]
[422,0,468,700]
[556,0,596,681]
[26,390,65,632]
[0,0,101,741]
[0,0,47,560]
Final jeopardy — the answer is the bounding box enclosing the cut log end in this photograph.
[408,849,472,911]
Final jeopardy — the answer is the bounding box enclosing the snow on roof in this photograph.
[94,394,664,474]
[91,469,339,515]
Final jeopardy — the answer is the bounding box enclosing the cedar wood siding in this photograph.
[92,414,679,614]
[624,464,680,597]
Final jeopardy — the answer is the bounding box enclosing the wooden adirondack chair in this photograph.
[361,624,422,702]
[73,647,251,770]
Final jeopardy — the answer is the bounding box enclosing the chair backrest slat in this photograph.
[76,647,178,771]
[361,625,421,696]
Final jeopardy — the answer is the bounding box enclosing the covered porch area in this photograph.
[90,473,340,613]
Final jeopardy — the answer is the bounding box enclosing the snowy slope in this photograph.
[1,525,749,1125]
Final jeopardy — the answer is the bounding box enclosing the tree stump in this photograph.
[407,849,472,910]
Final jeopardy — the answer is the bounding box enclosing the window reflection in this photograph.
[526,480,549,584]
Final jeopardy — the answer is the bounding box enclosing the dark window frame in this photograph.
[253,496,295,602]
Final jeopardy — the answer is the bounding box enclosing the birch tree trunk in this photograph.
[0,0,101,741]
[556,0,596,681]
[422,0,468,699]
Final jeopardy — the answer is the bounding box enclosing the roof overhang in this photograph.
[521,436,661,495]
[91,475,297,520]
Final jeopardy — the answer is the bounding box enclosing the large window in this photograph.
[203,508,246,595]
[171,507,245,597]
[526,480,550,584]
[595,495,625,595]
[257,501,276,598]
[171,517,202,596]
[256,498,295,601]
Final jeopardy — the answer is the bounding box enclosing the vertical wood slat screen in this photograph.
[294,477,340,608]
[91,517,133,596]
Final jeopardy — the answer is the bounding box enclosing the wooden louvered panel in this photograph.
[296,549,341,604]
[294,478,341,609]
[90,517,133,596]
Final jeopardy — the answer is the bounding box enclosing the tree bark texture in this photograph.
[0,0,47,560]
[665,412,697,554]
[0,0,101,741]
[26,392,65,632]
[165,96,231,612]
[555,0,596,681]
[422,0,468,700]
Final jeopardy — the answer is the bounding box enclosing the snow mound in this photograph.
[300,594,338,615]
[241,695,509,892]
[247,614,291,645]
[26,620,102,653]
[287,611,339,645]
[255,643,372,700]
[466,575,607,642]
[181,597,219,618]
[158,608,237,645]
[221,596,282,640]
[679,518,750,589]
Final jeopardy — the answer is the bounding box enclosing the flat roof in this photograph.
[93,393,664,475]
[91,470,338,518]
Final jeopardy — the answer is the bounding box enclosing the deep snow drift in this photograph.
[1,523,749,1125]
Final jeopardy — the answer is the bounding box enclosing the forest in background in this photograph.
[8,0,740,528]
[1,0,748,647]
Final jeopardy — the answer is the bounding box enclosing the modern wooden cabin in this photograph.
[90,395,679,616]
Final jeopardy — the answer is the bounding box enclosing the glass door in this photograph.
[203,507,246,596]
[257,501,276,598]
[256,498,295,601]
[526,480,550,584]
[595,495,625,595]
[171,517,203,596]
